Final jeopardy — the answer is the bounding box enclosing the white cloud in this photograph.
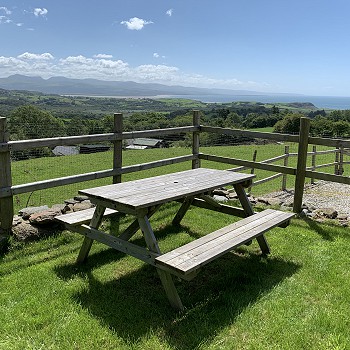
[0,15,11,24]
[34,8,48,17]
[17,52,54,60]
[166,9,173,17]
[0,7,11,15]
[153,52,166,59]
[0,52,269,91]
[93,54,113,59]
[121,17,153,30]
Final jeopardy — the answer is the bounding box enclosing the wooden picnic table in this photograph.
[56,168,294,310]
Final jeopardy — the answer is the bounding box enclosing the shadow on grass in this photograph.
[55,246,300,349]
[295,217,350,241]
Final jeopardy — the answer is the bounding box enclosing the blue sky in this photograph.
[1,1,350,96]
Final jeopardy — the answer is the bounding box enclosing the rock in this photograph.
[249,197,257,205]
[316,208,338,219]
[74,195,89,202]
[257,197,269,205]
[337,213,348,221]
[51,204,66,213]
[29,209,62,225]
[283,199,294,207]
[62,204,74,214]
[213,195,228,202]
[12,215,24,226]
[267,198,283,206]
[73,200,94,211]
[300,209,309,217]
[212,189,229,197]
[19,205,49,219]
[64,198,79,205]
[12,222,53,242]
[228,192,238,199]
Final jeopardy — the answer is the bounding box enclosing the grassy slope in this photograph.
[11,142,343,212]
[1,204,349,349]
[2,144,349,349]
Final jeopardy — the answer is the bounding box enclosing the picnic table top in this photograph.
[79,168,255,210]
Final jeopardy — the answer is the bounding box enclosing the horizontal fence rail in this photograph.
[1,113,350,237]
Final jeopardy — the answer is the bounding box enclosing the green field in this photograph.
[1,145,350,348]
[11,142,344,213]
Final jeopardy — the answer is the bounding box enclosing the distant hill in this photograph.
[0,74,278,97]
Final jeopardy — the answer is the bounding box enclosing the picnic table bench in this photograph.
[56,168,294,310]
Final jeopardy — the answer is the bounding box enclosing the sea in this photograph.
[164,94,350,110]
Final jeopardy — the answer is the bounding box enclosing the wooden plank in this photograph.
[156,209,294,275]
[80,169,255,210]
[157,209,277,263]
[7,133,116,152]
[137,211,184,310]
[200,125,299,143]
[309,136,350,148]
[172,197,194,225]
[187,198,247,218]
[199,154,297,176]
[170,212,292,275]
[252,173,282,186]
[293,117,310,213]
[0,126,197,153]
[0,169,117,197]
[0,155,194,198]
[282,145,289,190]
[120,155,195,175]
[304,170,350,185]
[55,207,119,226]
[192,110,201,169]
[76,205,105,263]
[121,126,198,140]
[0,117,13,237]
[113,113,123,184]
[75,223,160,265]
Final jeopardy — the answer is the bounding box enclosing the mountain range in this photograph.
[0,74,282,97]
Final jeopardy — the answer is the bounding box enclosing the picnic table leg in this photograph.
[77,205,106,263]
[172,197,194,226]
[137,212,184,310]
[118,204,162,241]
[233,184,271,255]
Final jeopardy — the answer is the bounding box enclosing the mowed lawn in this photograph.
[1,205,350,349]
[1,143,350,349]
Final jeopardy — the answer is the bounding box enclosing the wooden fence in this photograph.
[1,113,350,242]
[234,144,349,194]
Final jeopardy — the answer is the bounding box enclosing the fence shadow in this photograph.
[55,249,300,349]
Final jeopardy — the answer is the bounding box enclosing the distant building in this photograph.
[126,138,167,150]
[52,146,79,156]
[52,144,110,156]
[79,145,110,154]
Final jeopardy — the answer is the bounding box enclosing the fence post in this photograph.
[113,113,123,184]
[293,117,310,213]
[282,145,289,190]
[248,149,257,194]
[335,147,340,175]
[311,145,317,184]
[0,117,14,247]
[339,146,344,175]
[192,110,201,169]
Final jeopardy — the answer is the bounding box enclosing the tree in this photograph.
[8,105,66,159]
[9,105,66,140]
[273,113,304,134]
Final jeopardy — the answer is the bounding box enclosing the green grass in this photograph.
[3,144,350,349]
[1,203,350,349]
[11,142,347,212]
